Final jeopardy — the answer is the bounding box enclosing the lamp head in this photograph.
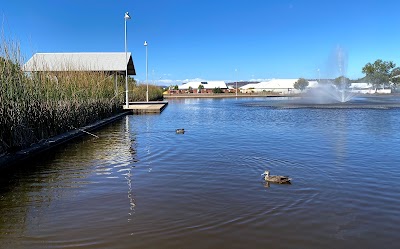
[124,12,131,20]
[144,41,148,46]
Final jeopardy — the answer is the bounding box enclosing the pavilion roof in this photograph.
[23,52,136,75]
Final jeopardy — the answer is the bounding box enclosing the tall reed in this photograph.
[0,37,162,155]
[131,84,164,102]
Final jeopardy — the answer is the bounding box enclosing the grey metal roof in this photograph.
[23,52,136,75]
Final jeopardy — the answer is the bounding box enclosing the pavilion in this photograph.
[23,52,136,93]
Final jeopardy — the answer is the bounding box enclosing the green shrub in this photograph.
[212,87,224,93]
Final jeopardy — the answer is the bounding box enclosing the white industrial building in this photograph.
[239,79,391,95]
[177,81,228,93]
[349,82,391,94]
[240,79,319,94]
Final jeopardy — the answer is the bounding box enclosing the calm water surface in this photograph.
[1,97,400,249]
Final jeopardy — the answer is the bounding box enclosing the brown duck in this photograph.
[176,129,185,134]
[261,170,291,184]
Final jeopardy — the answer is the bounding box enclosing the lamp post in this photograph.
[124,12,131,108]
[144,41,148,102]
[235,68,238,96]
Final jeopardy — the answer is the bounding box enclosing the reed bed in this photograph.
[0,39,163,155]
[131,84,164,102]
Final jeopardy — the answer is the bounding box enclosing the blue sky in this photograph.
[1,0,399,85]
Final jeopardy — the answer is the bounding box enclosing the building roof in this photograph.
[349,82,372,89]
[23,52,136,75]
[308,81,319,88]
[178,81,227,90]
[241,79,298,89]
[241,79,320,89]
[240,83,260,89]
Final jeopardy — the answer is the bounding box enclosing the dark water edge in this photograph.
[1,96,400,249]
[0,112,130,171]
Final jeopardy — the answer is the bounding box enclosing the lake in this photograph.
[1,96,400,249]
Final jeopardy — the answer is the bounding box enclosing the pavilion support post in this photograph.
[115,72,118,95]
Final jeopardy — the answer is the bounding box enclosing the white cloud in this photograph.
[249,78,272,82]
[181,77,206,83]
[152,77,208,86]
[157,79,176,84]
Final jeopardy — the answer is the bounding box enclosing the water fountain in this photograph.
[303,46,357,104]
[244,47,400,109]
[335,46,355,103]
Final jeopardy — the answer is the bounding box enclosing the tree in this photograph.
[293,78,309,91]
[212,87,223,93]
[362,59,396,89]
[390,67,400,89]
[334,76,351,89]
[198,84,204,93]
[173,85,179,90]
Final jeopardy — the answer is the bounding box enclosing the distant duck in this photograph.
[261,170,291,184]
[176,128,185,134]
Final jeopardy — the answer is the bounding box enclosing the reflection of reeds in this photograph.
[0,38,162,155]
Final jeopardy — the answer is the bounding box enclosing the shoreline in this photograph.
[163,92,400,99]
[0,111,130,170]
[164,93,292,98]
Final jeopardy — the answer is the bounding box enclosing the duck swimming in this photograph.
[176,128,185,134]
[261,170,291,184]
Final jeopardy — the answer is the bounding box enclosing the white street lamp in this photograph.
[144,41,148,102]
[124,12,131,108]
[235,68,238,96]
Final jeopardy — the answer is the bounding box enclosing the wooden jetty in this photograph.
[123,101,168,114]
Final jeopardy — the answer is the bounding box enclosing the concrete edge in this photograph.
[0,111,130,170]
[127,101,168,105]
